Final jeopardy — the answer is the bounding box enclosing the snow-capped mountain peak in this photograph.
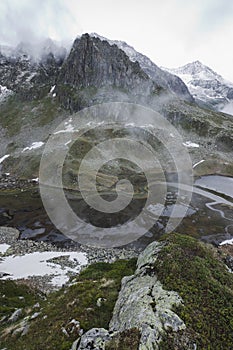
[162,61,233,114]
[163,60,223,83]
[178,60,213,74]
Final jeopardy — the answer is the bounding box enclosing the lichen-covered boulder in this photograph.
[77,328,111,350]
[77,241,186,350]
[109,241,185,349]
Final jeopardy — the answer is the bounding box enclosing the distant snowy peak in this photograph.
[163,60,225,84]
[169,60,215,77]
[162,61,233,115]
[90,33,193,102]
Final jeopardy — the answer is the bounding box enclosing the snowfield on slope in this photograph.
[0,249,88,287]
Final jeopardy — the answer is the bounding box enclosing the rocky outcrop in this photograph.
[109,241,186,349]
[1,234,232,349]
[8,309,23,323]
[90,33,194,103]
[75,241,186,350]
[56,34,161,111]
[76,328,111,350]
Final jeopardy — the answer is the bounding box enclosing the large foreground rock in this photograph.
[76,241,186,350]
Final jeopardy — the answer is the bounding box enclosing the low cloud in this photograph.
[0,0,82,46]
[0,0,233,82]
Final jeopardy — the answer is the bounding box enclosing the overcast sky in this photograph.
[0,0,233,81]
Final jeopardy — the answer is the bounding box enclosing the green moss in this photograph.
[0,95,61,137]
[36,97,62,127]
[105,328,140,350]
[193,157,233,177]
[0,280,39,318]
[4,154,41,178]
[156,233,233,349]
[1,259,136,350]
[57,84,98,110]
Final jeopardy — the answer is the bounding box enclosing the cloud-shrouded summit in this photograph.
[0,0,233,82]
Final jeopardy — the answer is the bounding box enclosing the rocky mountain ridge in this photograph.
[90,33,194,103]
[55,34,161,111]
[162,60,233,114]
[0,33,232,181]
[0,34,191,105]
[0,39,66,101]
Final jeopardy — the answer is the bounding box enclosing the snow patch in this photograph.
[22,142,44,152]
[219,238,233,246]
[54,124,74,134]
[0,251,88,287]
[183,141,200,148]
[0,154,10,164]
[125,123,135,127]
[26,72,37,82]
[50,85,56,93]
[0,85,13,102]
[193,160,205,168]
[0,244,10,254]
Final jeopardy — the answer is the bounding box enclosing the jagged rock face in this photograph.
[90,33,194,103]
[137,57,194,103]
[0,33,232,179]
[59,34,149,88]
[0,41,66,101]
[0,34,194,109]
[56,34,161,111]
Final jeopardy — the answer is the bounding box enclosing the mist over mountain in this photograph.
[0,31,233,350]
[0,33,193,107]
[0,32,232,181]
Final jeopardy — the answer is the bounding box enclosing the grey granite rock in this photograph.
[109,242,185,349]
[8,308,22,323]
[77,241,186,350]
[55,34,162,112]
[77,328,111,350]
